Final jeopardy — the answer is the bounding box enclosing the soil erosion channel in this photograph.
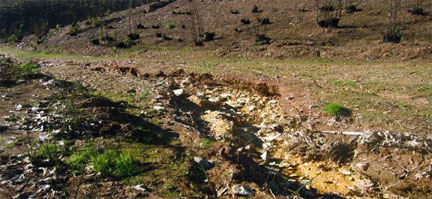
[1,55,432,198]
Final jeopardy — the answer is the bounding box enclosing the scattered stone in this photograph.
[173,89,184,96]
[180,77,191,87]
[262,132,281,142]
[261,151,269,162]
[340,170,352,175]
[208,97,220,104]
[231,184,254,196]
[153,106,165,112]
[356,162,370,171]
[248,105,255,112]
[193,157,214,170]
[133,184,148,191]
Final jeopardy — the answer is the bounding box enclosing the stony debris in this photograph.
[201,111,234,141]
[356,162,370,171]
[231,184,254,197]
[193,157,214,170]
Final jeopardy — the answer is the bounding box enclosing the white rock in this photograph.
[248,105,255,112]
[231,184,254,196]
[173,89,184,96]
[133,184,147,191]
[208,97,220,103]
[261,151,269,161]
[153,106,165,111]
[340,170,352,175]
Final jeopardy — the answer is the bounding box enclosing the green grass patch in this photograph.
[67,146,99,169]
[327,80,358,87]
[165,22,176,29]
[30,143,64,165]
[68,146,141,178]
[200,139,213,149]
[5,115,18,122]
[91,149,140,178]
[323,103,352,117]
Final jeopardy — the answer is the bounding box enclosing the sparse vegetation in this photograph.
[7,34,19,43]
[30,143,64,166]
[200,138,213,148]
[383,26,403,43]
[241,18,251,25]
[172,10,191,15]
[165,22,177,29]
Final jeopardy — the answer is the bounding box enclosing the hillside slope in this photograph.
[16,0,432,60]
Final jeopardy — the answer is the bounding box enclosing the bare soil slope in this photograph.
[18,0,432,60]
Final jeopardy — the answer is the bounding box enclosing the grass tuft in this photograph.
[90,149,140,178]
[323,103,352,117]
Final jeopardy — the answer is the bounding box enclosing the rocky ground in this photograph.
[1,54,432,198]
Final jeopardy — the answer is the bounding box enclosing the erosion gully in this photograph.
[1,55,432,198]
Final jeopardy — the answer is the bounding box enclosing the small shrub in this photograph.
[383,26,403,43]
[91,38,100,45]
[116,38,135,48]
[128,33,140,40]
[252,5,262,13]
[101,35,115,42]
[7,34,19,43]
[258,18,271,25]
[231,9,240,14]
[5,115,17,122]
[137,24,147,29]
[30,144,63,166]
[163,35,172,41]
[203,32,215,41]
[68,24,80,36]
[13,63,41,76]
[346,5,360,13]
[165,22,176,29]
[194,41,203,46]
[256,34,271,45]
[323,103,352,117]
[36,35,46,44]
[318,18,339,28]
[172,10,191,15]
[408,7,426,16]
[241,18,251,25]
[320,5,335,12]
